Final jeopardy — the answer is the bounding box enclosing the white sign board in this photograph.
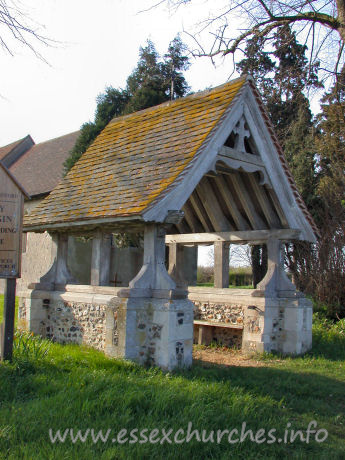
[0,164,27,278]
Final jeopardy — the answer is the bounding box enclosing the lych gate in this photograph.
[19,76,316,370]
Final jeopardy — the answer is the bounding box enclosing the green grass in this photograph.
[0,307,344,459]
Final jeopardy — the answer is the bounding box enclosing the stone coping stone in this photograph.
[17,285,310,308]
[194,320,243,329]
[188,287,256,296]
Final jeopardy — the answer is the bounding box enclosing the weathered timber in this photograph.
[214,241,230,288]
[218,146,264,168]
[165,229,301,244]
[214,174,251,231]
[196,177,232,231]
[246,174,281,228]
[90,230,111,286]
[226,172,267,229]
[189,191,213,232]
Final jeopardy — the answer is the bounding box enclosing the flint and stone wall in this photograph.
[18,285,194,370]
[18,287,113,350]
[18,285,313,357]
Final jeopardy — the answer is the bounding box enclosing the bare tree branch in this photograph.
[153,0,345,81]
[0,0,53,60]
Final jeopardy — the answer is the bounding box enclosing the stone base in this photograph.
[17,285,312,367]
[105,296,194,370]
[189,287,312,356]
[17,285,117,350]
[18,285,194,371]
[242,296,313,355]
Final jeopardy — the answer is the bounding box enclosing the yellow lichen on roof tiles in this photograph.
[24,77,246,228]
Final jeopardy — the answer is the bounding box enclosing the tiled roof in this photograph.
[10,131,80,197]
[23,76,317,239]
[24,78,246,228]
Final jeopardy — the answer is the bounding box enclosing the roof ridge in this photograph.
[109,75,248,125]
[32,130,80,147]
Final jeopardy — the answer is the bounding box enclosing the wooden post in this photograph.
[1,278,16,361]
[91,230,111,286]
[198,325,213,346]
[168,243,186,289]
[214,241,229,288]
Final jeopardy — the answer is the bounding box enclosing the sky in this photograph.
[1,0,325,268]
[2,0,243,266]
[1,0,236,146]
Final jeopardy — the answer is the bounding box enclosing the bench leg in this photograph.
[198,325,213,346]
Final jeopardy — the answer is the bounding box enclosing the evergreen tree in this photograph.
[315,73,345,217]
[237,27,321,214]
[124,40,169,114]
[292,75,345,318]
[64,88,129,172]
[64,37,190,173]
[236,35,275,105]
[163,35,190,100]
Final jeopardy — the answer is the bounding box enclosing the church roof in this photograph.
[10,131,80,197]
[24,78,246,228]
[23,76,318,241]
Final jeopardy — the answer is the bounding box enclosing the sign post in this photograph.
[0,162,29,361]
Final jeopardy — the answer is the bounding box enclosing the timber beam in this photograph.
[165,229,301,245]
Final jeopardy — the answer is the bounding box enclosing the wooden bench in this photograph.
[194,320,243,346]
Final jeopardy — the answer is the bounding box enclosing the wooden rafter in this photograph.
[224,171,267,230]
[246,173,281,228]
[213,174,251,231]
[182,201,203,233]
[196,177,232,232]
[266,187,289,228]
[189,191,213,232]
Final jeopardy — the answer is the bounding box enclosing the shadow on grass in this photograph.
[0,354,344,459]
[0,336,344,459]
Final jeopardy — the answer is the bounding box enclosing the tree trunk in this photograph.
[251,244,267,288]
[337,0,345,43]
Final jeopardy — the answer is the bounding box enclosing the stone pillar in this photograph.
[112,223,194,370]
[126,224,177,297]
[243,238,312,356]
[91,230,111,286]
[256,238,296,297]
[168,243,187,289]
[242,295,313,355]
[214,241,229,288]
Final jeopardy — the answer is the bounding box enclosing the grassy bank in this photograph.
[0,313,344,459]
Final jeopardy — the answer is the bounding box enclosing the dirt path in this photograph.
[193,347,268,367]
